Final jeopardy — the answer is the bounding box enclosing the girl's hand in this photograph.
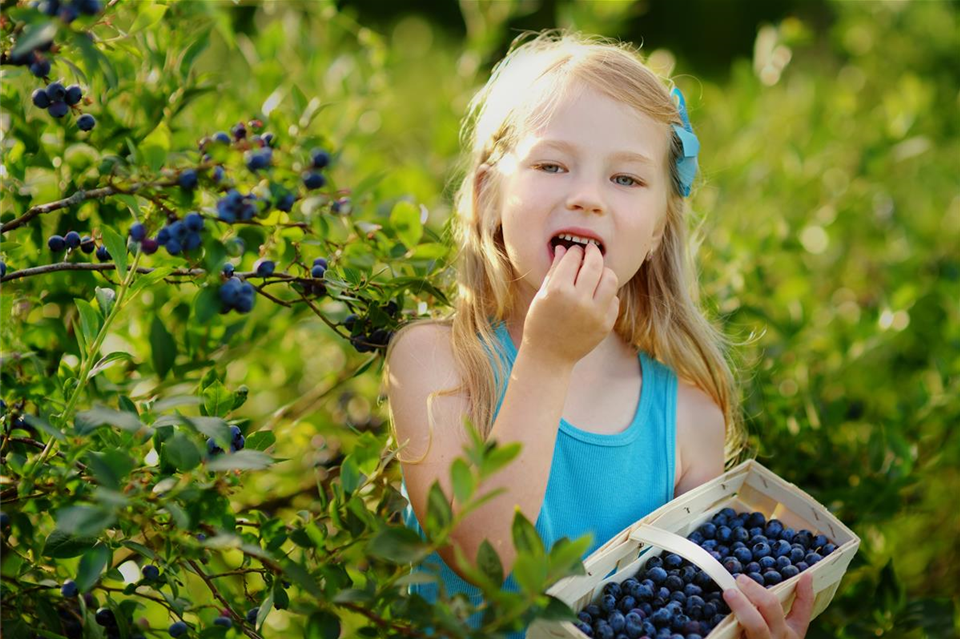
[722,572,816,639]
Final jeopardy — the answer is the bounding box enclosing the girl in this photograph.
[383,29,815,638]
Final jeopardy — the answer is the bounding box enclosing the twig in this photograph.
[186,559,263,639]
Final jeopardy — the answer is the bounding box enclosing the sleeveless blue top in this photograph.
[399,320,678,637]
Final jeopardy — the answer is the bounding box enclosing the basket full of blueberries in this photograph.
[569,507,839,639]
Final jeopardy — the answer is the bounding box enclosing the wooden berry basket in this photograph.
[528,460,860,638]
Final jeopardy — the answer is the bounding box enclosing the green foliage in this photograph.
[1,0,957,638]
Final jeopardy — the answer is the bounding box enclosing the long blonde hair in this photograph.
[383,29,750,470]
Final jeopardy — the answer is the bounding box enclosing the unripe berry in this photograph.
[231,122,246,140]
[77,114,96,131]
[48,101,69,118]
[65,84,83,106]
[32,88,51,108]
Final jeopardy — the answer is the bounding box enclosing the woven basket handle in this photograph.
[629,524,738,592]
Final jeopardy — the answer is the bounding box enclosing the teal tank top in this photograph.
[399,320,678,637]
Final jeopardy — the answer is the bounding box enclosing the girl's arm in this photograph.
[673,379,725,497]
[387,323,574,585]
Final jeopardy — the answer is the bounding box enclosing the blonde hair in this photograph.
[383,29,750,471]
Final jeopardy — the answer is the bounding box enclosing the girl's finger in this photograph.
[734,573,788,637]
[723,586,772,639]
[786,571,816,637]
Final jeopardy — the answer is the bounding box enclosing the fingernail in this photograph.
[724,588,739,601]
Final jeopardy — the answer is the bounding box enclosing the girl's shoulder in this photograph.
[674,377,726,496]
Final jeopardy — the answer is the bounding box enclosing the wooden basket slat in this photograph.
[528,461,860,639]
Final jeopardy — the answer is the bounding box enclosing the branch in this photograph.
[186,559,264,639]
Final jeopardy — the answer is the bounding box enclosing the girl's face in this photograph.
[490,84,671,301]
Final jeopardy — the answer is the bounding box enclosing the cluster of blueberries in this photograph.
[573,508,837,639]
[344,302,398,353]
[215,188,268,223]
[207,425,246,456]
[303,148,330,190]
[32,0,102,22]
[218,274,257,315]
[47,230,110,261]
[31,81,95,129]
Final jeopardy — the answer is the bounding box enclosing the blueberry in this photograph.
[573,621,593,636]
[644,556,663,571]
[219,277,242,306]
[772,539,792,558]
[765,519,784,538]
[245,607,260,623]
[245,148,271,171]
[213,616,232,628]
[744,571,764,586]
[608,610,625,632]
[775,555,792,570]
[222,263,235,278]
[60,579,78,597]
[76,0,101,15]
[142,564,159,581]
[230,425,242,441]
[30,56,51,78]
[276,193,296,212]
[76,113,96,131]
[313,257,328,269]
[812,534,828,550]
[617,595,636,614]
[804,551,823,566]
[302,171,325,190]
[80,236,95,253]
[746,511,766,528]
[65,231,81,249]
[65,84,83,106]
[0,261,6,278]
[212,165,225,183]
[254,259,274,277]
[310,148,330,169]
[687,530,705,545]
[584,604,602,618]
[698,523,716,540]
[762,570,783,586]
[796,561,810,572]
[752,542,771,560]
[781,564,800,579]
[234,291,255,313]
[207,437,224,455]
[48,234,66,252]
[59,4,79,22]
[48,101,69,118]
[664,574,683,591]
[97,244,113,260]
[759,556,776,570]
[716,525,733,544]
[45,81,66,102]
[793,530,813,549]
[822,542,837,555]
[165,239,181,255]
[789,546,806,564]
[779,527,796,543]
[179,169,198,190]
[32,88,51,108]
[311,264,326,278]
[184,212,204,233]
[600,593,617,612]
[722,558,741,574]
[95,607,116,627]
[168,621,188,637]
[733,547,752,564]
[663,553,683,570]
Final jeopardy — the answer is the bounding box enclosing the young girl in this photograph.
[383,29,815,638]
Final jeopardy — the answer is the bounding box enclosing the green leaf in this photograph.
[141,121,172,172]
[95,287,116,317]
[272,579,290,610]
[11,22,57,58]
[477,540,504,586]
[75,405,144,434]
[178,28,210,78]
[85,449,136,490]
[22,414,66,442]
[245,431,275,451]
[129,5,167,34]
[450,458,475,504]
[121,541,157,561]
[480,442,522,480]
[202,381,232,418]
[42,530,98,558]
[194,286,221,324]
[55,505,115,537]
[75,543,110,593]
[205,450,273,471]
[340,455,361,494]
[281,559,323,597]
[150,316,176,379]
[366,527,430,564]
[162,433,201,472]
[75,299,101,349]
[305,611,341,639]
[88,351,134,379]
[130,266,174,296]
[547,534,591,581]
[426,481,452,532]
[511,510,544,556]
[512,552,549,595]
[101,225,128,279]
[389,200,423,249]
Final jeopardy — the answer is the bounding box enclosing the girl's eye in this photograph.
[535,163,643,187]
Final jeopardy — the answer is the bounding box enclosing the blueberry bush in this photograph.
[1,1,957,638]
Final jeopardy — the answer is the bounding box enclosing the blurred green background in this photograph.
[3,0,957,635]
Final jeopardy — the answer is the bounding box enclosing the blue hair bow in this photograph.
[670,87,700,197]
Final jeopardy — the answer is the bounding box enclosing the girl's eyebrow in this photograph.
[532,138,655,166]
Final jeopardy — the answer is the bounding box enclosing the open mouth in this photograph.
[548,234,606,259]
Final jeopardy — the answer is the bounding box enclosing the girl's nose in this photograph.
[565,180,605,214]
